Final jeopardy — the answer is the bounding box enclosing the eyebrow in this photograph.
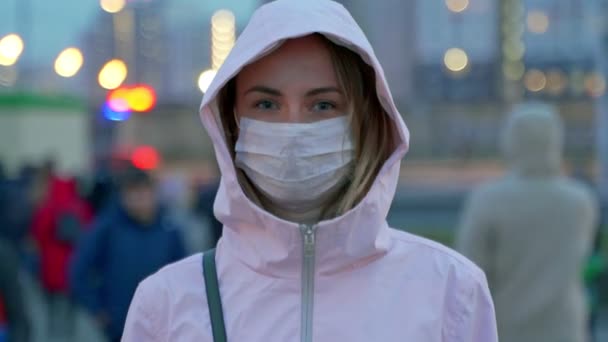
[245,86,282,96]
[244,86,343,97]
[305,87,342,97]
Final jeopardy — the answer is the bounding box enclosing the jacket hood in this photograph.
[198,0,409,275]
[502,102,563,178]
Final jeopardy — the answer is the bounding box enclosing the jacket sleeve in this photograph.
[455,189,497,288]
[122,274,170,341]
[69,222,108,315]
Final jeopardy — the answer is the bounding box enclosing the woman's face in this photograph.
[235,35,347,123]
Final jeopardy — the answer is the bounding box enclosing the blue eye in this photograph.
[312,101,336,111]
[254,100,279,110]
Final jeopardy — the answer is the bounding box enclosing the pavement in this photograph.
[22,272,106,342]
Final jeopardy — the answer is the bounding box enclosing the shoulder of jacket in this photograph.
[126,257,202,339]
[153,253,202,280]
[388,228,486,283]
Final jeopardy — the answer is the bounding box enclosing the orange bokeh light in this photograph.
[107,84,157,113]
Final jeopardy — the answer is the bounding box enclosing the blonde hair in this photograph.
[218,35,396,220]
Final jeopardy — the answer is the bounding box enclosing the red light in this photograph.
[132,146,160,170]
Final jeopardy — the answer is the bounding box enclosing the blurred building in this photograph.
[75,0,607,169]
[412,0,599,103]
[81,0,168,101]
[342,0,416,110]
[80,12,114,100]
[0,93,90,174]
[414,0,499,103]
[132,2,167,99]
[164,19,211,104]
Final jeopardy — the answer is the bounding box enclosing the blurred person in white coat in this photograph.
[457,102,599,342]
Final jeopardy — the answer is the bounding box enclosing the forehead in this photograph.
[236,35,338,90]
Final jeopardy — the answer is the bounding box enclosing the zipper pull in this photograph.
[300,224,317,257]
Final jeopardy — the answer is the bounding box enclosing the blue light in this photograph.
[103,103,131,121]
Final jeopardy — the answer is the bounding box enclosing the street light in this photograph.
[524,69,547,92]
[107,84,157,112]
[98,59,128,90]
[100,0,126,14]
[132,146,160,170]
[0,34,24,66]
[585,72,606,98]
[198,69,217,94]
[546,70,567,95]
[211,10,235,70]
[54,47,84,78]
[445,0,469,13]
[444,48,469,74]
[527,11,549,34]
[503,61,525,81]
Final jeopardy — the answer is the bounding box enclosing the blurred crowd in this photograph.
[0,158,222,342]
[0,104,606,342]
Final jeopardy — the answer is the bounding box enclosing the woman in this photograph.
[122,1,497,341]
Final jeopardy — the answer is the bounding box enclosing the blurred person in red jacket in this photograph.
[31,176,92,339]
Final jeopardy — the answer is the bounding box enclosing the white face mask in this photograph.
[234,116,354,215]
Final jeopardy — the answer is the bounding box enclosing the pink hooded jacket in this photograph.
[122,1,498,341]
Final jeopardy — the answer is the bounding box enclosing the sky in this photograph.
[0,0,258,66]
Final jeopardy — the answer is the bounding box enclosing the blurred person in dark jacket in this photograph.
[0,238,30,342]
[70,166,186,342]
[0,169,35,250]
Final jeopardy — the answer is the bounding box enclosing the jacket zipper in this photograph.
[300,223,317,342]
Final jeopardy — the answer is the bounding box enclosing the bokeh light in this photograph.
[98,59,128,90]
[54,47,84,78]
[108,98,130,112]
[107,87,130,111]
[198,69,217,94]
[445,0,469,13]
[0,34,24,66]
[211,9,236,70]
[503,61,525,81]
[107,85,157,112]
[585,72,606,98]
[524,69,547,92]
[211,10,236,32]
[527,11,549,34]
[570,70,586,95]
[546,70,567,95]
[502,40,525,61]
[126,85,156,112]
[103,103,131,121]
[443,48,469,74]
[100,0,126,14]
[132,146,160,170]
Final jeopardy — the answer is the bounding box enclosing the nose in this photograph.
[282,99,306,123]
